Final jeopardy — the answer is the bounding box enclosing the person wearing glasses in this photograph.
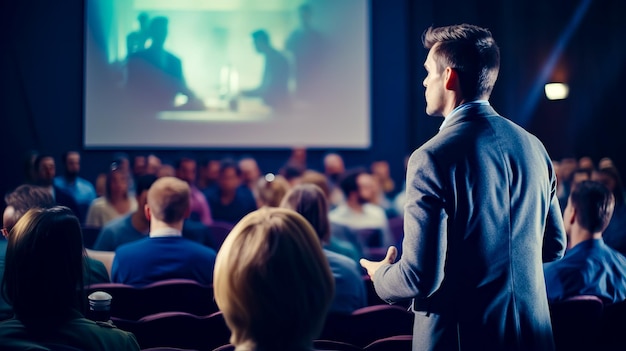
[0,207,140,350]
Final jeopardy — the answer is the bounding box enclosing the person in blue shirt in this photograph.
[112,177,217,286]
[54,151,96,223]
[544,180,626,304]
[280,183,366,314]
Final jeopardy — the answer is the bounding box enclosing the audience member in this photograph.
[205,160,257,224]
[299,171,364,261]
[175,157,213,226]
[578,156,595,171]
[95,175,216,251]
[94,173,107,197]
[256,173,290,208]
[323,153,346,207]
[280,162,305,186]
[281,184,366,314]
[593,166,626,255]
[111,177,217,286]
[238,156,262,199]
[2,185,109,290]
[86,163,137,227]
[288,146,308,170]
[0,207,140,350]
[392,155,410,217]
[544,181,626,304]
[329,169,393,248]
[371,160,395,195]
[157,164,176,178]
[132,155,147,178]
[54,151,97,223]
[32,154,81,220]
[556,157,578,210]
[197,158,221,191]
[213,207,334,351]
[145,154,162,175]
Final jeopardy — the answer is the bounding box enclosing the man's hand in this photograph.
[360,246,398,281]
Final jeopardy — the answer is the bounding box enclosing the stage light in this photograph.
[544,83,569,100]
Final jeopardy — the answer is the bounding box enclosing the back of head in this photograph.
[147,177,190,224]
[280,184,331,243]
[422,24,500,100]
[214,207,334,350]
[256,175,290,207]
[2,207,84,322]
[570,181,615,233]
[4,185,55,223]
[338,168,366,197]
[300,170,331,198]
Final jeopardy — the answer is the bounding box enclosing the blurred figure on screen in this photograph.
[241,30,290,111]
[126,16,203,111]
[286,3,328,102]
[126,12,150,56]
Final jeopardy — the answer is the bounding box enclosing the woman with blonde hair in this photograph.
[214,207,334,351]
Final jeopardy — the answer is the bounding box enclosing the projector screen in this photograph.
[84,0,370,148]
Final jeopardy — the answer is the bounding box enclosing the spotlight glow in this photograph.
[544,83,569,100]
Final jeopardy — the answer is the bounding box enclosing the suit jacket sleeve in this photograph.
[373,149,448,303]
[542,164,567,262]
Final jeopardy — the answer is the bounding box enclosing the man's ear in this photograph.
[144,204,151,221]
[444,67,460,91]
[568,207,577,225]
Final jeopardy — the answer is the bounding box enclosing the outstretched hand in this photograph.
[360,246,398,281]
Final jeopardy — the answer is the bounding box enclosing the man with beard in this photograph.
[54,151,97,223]
[33,154,82,222]
[329,169,393,249]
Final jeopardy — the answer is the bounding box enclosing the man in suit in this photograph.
[111,177,217,286]
[360,24,566,350]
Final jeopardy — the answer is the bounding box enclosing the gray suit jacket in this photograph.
[374,103,566,351]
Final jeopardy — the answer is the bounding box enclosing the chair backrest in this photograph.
[549,295,604,351]
[85,279,217,320]
[41,344,86,351]
[141,348,199,351]
[363,335,412,351]
[115,311,231,351]
[320,305,413,347]
[599,298,626,350]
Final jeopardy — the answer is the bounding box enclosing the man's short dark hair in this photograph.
[220,159,242,177]
[422,24,500,100]
[569,181,615,233]
[136,174,158,196]
[338,168,367,197]
[175,156,196,170]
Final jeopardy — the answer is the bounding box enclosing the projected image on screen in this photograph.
[84,0,369,148]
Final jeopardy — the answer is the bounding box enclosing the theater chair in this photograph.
[599,298,626,350]
[320,305,414,347]
[363,335,413,351]
[113,311,230,351]
[86,279,218,320]
[549,295,603,351]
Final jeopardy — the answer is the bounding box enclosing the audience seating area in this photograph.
[86,279,218,321]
